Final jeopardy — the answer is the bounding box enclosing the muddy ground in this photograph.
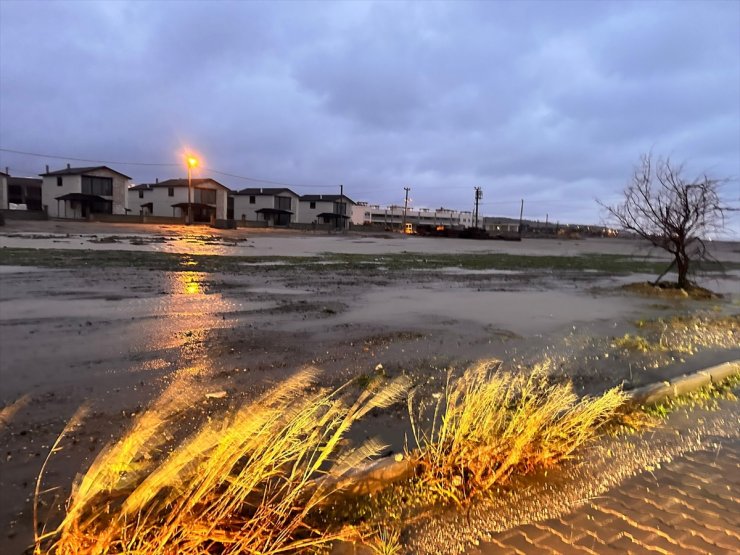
[0,221,739,554]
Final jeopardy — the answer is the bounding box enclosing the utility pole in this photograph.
[474,186,482,228]
[518,198,524,238]
[339,184,344,230]
[402,187,410,232]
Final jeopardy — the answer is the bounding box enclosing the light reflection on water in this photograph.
[175,271,205,295]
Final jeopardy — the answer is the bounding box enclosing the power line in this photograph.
[0,147,336,189]
[0,147,178,167]
[204,168,336,189]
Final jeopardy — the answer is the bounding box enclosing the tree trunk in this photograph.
[676,253,690,289]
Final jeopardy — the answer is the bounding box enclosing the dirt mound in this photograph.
[622,281,720,300]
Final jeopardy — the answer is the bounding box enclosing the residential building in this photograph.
[360,204,474,229]
[128,178,229,221]
[7,176,43,210]
[41,165,130,218]
[298,194,356,228]
[232,187,300,226]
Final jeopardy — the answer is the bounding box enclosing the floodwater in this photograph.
[331,285,648,336]
[3,221,740,261]
[1,221,739,554]
[0,223,676,258]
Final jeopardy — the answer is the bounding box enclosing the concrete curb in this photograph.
[336,359,740,497]
[624,360,740,406]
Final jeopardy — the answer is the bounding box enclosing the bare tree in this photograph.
[600,153,726,289]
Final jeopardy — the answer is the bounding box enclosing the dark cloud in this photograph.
[1,0,737,233]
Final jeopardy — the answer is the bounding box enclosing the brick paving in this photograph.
[477,439,740,554]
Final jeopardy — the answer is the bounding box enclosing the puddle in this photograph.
[333,285,650,335]
[0,265,53,274]
[432,267,522,275]
[0,295,275,321]
[240,261,290,267]
[248,287,310,295]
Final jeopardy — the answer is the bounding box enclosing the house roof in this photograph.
[55,193,110,202]
[300,194,355,204]
[171,202,216,208]
[317,212,350,219]
[140,178,229,190]
[8,177,42,187]
[255,208,293,215]
[236,187,298,196]
[41,166,132,179]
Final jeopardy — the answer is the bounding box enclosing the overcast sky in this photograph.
[1,0,738,232]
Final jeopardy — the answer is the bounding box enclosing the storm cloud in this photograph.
[1,0,738,231]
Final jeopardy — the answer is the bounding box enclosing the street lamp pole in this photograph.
[186,155,198,225]
[187,163,192,225]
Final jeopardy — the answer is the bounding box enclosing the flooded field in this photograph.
[4,219,740,260]
[0,221,738,553]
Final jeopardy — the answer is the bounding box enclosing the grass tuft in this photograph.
[368,525,402,555]
[612,333,653,352]
[38,370,410,554]
[409,359,626,505]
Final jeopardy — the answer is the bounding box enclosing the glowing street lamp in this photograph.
[186,155,198,224]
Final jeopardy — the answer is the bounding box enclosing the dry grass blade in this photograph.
[39,371,409,555]
[0,393,31,429]
[411,359,626,504]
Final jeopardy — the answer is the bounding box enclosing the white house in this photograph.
[41,165,130,218]
[297,194,356,228]
[232,187,300,226]
[128,178,229,221]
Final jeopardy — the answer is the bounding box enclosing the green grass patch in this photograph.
[642,372,740,419]
[4,247,732,276]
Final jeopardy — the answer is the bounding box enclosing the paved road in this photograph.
[477,439,740,554]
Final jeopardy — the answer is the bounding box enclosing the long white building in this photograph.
[358,204,474,228]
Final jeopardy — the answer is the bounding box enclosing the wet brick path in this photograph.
[478,439,740,554]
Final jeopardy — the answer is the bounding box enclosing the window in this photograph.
[274,196,291,211]
[7,185,23,204]
[168,187,174,197]
[334,201,347,215]
[249,195,256,204]
[57,176,63,187]
[194,188,217,204]
[81,176,113,196]
[138,190,144,198]
[309,201,316,209]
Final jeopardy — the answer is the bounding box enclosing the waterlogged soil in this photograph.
[0,223,739,554]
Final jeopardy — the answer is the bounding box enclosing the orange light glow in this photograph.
[186,156,199,168]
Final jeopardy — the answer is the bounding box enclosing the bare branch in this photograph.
[598,152,727,288]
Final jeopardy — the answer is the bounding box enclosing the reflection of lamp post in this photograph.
[186,155,198,224]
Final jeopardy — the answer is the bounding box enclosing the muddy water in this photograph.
[0,222,700,259]
[4,220,740,260]
[331,284,649,336]
[1,226,738,553]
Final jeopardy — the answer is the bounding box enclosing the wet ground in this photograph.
[0,222,738,553]
[416,398,740,554]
